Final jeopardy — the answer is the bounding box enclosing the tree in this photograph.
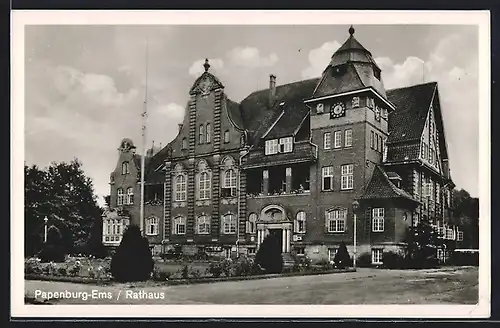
[87,216,108,258]
[24,159,103,256]
[110,225,154,282]
[404,217,442,268]
[333,241,351,268]
[452,189,479,249]
[38,226,66,263]
[255,234,283,274]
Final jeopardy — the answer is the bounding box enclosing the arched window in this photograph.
[199,124,205,144]
[126,187,134,205]
[175,174,187,202]
[325,208,346,233]
[247,213,257,234]
[198,172,211,200]
[121,161,129,175]
[222,169,237,197]
[222,213,236,234]
[181,137,187,150]
[146,216,159,235]
[117,188,124,206]
[295,211,307,233]
[224,130,230,143]
[197,215,210,235]
[173,216,186,235]
[206,123,211,143]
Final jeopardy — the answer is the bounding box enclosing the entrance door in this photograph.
[268,229,283,253]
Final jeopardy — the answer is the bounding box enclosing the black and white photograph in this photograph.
[11,10,490,318]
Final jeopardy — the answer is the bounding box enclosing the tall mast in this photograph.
[140,38,149,236]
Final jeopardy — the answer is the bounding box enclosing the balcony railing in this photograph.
[247,189,311,198]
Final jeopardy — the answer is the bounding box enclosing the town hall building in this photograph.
[102,26,464,264]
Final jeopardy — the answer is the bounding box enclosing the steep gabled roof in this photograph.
[360,166,419,203]
[386,82,437,144]
[265,102,310,139]
[225,97,244,131]
[312,63,366,98]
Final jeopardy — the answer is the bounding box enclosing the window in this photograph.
[367,98,374,109]
[352,96,360,108]
[341,164,354,190]
[197,216,210,235]
[222,214,237,234]
[295,211,307,233]
[375,133,379,151]
[429,147,434,163]
[181,137,187,150]
[436,184,441,204]
[372,208,385,232]
[328,248,338,262]
[316,103,324,114]
[279,137,293,153]
[371,249,383,264]
[344,129,352,147]
[206,123,211,143]
[175,174,187,202]
[126,187,134,205]
[457,231,464,241]
[421,142,425,158]
[199,124,205,144]
[370,131,374,149]
[248,247,256,255]
[174,216,186,235]
[322,166,334,191]
[198,172,211,200]
[222,169,237,197]
[265,139,278,155]
[326,209,347,233]
[117,188,124,206]
[295,247,305,256]
[381,137,385,153]
[121,162,129,175]
[247,213,257,234]
[146,217,159,235]
[446,228,454,240]
[429,180,434,201]
[374,68,381,80]
[224,130,230,143]
[323,132,331,149]
[424,144,429,160]
[334,131,342,148]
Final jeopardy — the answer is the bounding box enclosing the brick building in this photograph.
[103,26,464,264]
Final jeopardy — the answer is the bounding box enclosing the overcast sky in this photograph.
[24,24,479,204]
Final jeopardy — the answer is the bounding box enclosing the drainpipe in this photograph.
[237,148,249,258]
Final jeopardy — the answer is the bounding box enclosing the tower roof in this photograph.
[328,26,380,70]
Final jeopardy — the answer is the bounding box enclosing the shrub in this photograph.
[67,261,82,277]
[56,266,68,276]
[181,265,189,279]
[110,225,154,282]
[232,256,257,277]
[357,253,372,268]
[292,255,311,273]
[317,259,335,271]
[25,258,42,275]
[206,262,223,278]
[190,269,202,279]
[333,241,352,269]
[255,234,283,274]
[38,226,66,263]
[382,251,409,269]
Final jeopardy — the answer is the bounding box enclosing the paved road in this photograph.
[25,266,478,305]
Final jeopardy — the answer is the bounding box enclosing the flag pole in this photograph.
[140,38,149,236]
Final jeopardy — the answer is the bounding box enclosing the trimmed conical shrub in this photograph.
[110,225,154,282]
[255,234,283,274]
[333,241,351,269]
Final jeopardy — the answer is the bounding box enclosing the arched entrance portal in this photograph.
[257,205,292,253]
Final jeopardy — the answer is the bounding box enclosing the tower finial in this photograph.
[203,58,210,72]
[349,25,355,36]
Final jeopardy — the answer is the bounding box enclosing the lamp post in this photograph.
[352,200,360,269]
[44,216,48,243]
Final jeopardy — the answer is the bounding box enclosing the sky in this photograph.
[24,24,480,204]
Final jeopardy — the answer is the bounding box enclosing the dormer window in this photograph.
[352,97,360,108]
[265,139,278,155]
[332,64,347,77]
[374,67,381,80]
[279,137,293,153]
[316,103,324,114]
[121,162,129,175]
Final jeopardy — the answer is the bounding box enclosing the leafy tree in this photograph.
[24,159,103,256]
[38,225,66,263]
[333,241,352,268]
[404,217,442,268]
[255,234,283,274]
[452,189,479,249]
[110,225,154,282]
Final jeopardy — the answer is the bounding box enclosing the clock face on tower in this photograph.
[330,102,346,119]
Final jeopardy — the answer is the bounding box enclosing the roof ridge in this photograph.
[387,81,437,92]
[246,77,320,98]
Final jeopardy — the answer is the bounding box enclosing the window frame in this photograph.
[265,139,279,155]
[206,123,211,143]
[197,215,210,235]
[344,129,353,147]
[370,131,374,149]
[181,137,187,150]
[146,216,159,236]
[222,169,237,198]
[247,213,257,234]
[121,161,129,175]
[295,211,307,233]
[372,208,385,232]
[224,130,230,143]
[174,216,186,235]
[174,174,187,202]
[126,187,134,205]
[117,188,124,206]
[341,164,354,190]
[326,209,347,233]
[222,214,237,234]
[323,132,331,150]
[328,247,338,262]
[322,166,334,191]
[334,131,342,148]
[371,249,383,264]
[198,172,211,200]
[199,124,205,144]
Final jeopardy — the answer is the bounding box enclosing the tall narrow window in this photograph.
[326,209,346,232]
[224,130,230,143]
[334,131,342,148]
[247,213,257,234]
[174,216,186,235]
[222,214,237,234]
[341,164,354,190]
[372,208,385,232]
[322,166,334,191]
[198,172,211,200]
[222,169,237,197]
[295,211,307,233]
[121,162,129,175]
[126,187,134,205]
[117,188,124,206]
[375,133,379,151]
[206,123,211,143]
[175,174,187,201]
[371,249,383,264]
[181,137,187,150]
[323,132,331,150]
[344,129,352,147]
[197,215,210,235]
[199,124,205,144]
[146,217,159,235]
[370,131,374,149]
[429,147,434,163]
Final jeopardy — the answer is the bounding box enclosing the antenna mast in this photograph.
[140,38,149,236]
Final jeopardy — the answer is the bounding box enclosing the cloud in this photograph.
[227,47,278,68]
[188,58,224,76]
[301,41,341,79]
[154,102,185,121]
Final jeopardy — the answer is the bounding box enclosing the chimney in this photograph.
[178,123,183,132]
[269,74,276,107]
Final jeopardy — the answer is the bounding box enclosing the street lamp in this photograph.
[352,200,360,269]
[44,216,48,243]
